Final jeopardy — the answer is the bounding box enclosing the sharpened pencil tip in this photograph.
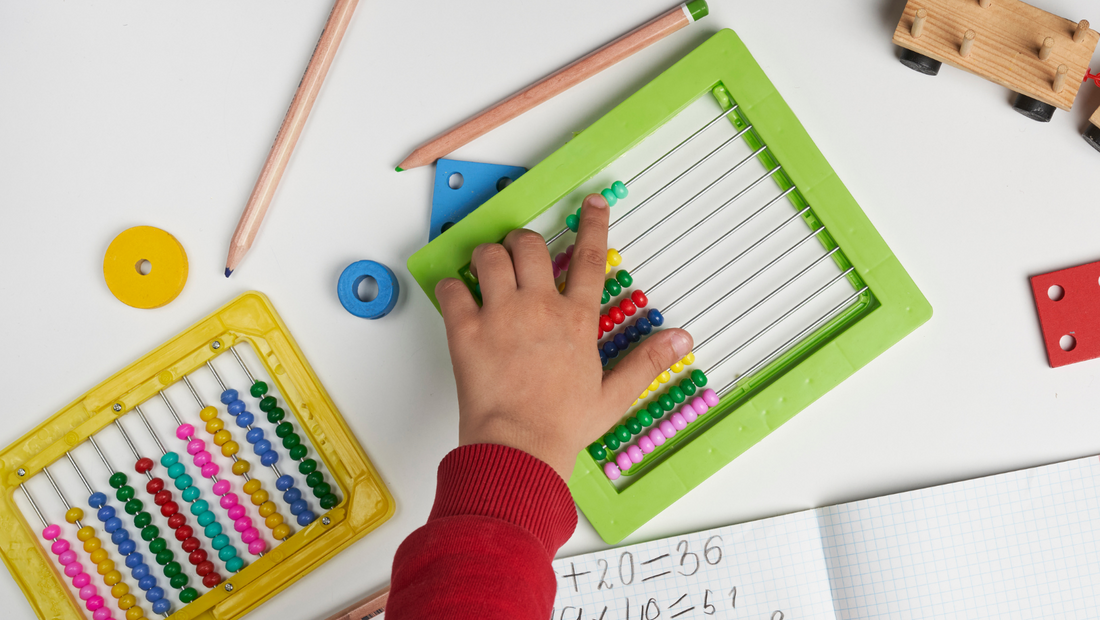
[225,268,233,278]
[395,166,404,172]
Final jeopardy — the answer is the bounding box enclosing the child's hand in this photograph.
[435,194,694,481]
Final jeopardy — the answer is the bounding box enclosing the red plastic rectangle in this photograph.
[1030,260,1100,368]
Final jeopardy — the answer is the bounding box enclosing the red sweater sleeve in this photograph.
[386,444,578,619]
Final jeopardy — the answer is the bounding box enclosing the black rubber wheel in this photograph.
[899,48,941,76]
[1084,124,1100,154]
[1012,94,1056,122]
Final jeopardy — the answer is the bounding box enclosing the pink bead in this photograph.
[671,413,687,430]
[220,492,238,508]
[176,424,195,440]
[659,420,676,438]
[79,584,96,600]
[566,244,574,257]
[72,572,91,587]
[233,517,252,533]
[41,525,60,540]
[194,451,212,467]
[649,428,666,446]
[248,540,267,555]
[51,539,70,554]
[680,405,698,424]
[228,505,246,520]
[201,463,219,478]
[187,439,205,455]
[94,607,112,620]
[626,445,644,464]
[86,595,104,611]
[240,527,259,543]
[212,480,231,496]
[638,436,656,453]
[63,563,81,578]
[552,264,561,279]
[554,253,569,270]
[702,389,719,407]
[615,451,633,472]
[604,462,621,480]
[691,397,708,415]
[59,551,78,566]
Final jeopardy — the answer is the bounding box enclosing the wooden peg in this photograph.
[911,8,927,38]
[978,0,991,7]
[1039,37,1055,60]
[1053,64,1069,93]
[1074,20,1090,44]
[960,30,976,57]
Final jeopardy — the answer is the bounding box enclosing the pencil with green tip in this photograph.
[395,0,709,173]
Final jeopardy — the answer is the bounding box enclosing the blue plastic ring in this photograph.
[337,260,399,319]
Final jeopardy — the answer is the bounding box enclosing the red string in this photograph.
[1086,69,1100,88]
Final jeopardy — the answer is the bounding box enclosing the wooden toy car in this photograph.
[1087,106,1100,152]
[893,0,1097,123]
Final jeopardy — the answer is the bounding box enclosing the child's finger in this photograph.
[502,229,555,291]
[470,242,517,304]
[602,329,694,408]
[564,194,610,305]
[436,277,479,330]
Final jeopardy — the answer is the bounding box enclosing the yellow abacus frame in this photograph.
[0,292,395,620]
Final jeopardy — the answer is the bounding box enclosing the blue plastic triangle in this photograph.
[430,158,527,241]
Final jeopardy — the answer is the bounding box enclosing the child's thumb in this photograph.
[602,328,693,408]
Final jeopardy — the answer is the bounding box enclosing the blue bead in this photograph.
[648,308,664,326]
[174,474,193,490]
[613,333,630,351]
[635,317,652,335]
[276,475,295,491]
[204,522,222,539]
[602,340,619,358]
[139,575,157,591]
[236,411,254,427]
[132,563,149,579]
[104,517,122,534]
[283,488,302,504]
[218,545,238,561]
[296,510,316,526]
[167,463,186,479]
[260,450,280,466]
[626,326,640,342]
[220,389,238,405]
[161,452,179,467]
[290,500,307,516]
[211,534,229,550]
[246,428,264,444]
[599,348,608,366]
[228,400,246,415]
[153,599,172,615]
[118,539,136,555]
[146,585,164,600]
[191,500,209,516]
[96,505,115,522]
[88,492,107,508]
[108,523,126,540]
[253,439,272,455]
[125,553,143,568]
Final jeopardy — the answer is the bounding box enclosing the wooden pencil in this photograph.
[324,585,389,620]
[395,1,710,172]
[225,0,360,277]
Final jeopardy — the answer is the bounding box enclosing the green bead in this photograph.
[160,452,179,468]
[174,474,193,490]
[218,545,237,562]
[625,417,642,434]
[204,523,222,539]
[306,472,324,488]
[167,463,186,479]
[259,396,277,412]
[298,459,317,475]
[141,525,159,541]
[155,549,174,566]
[615,269,633,288]
[133,512,152,528]
[600,188,618,207]
[211,534,229,550]
[109,472,127,489]
[680,378,697,396]
[225,557,244,573]
[647,402,663,419]
[691,369,708,387]
[604,279,622,297]
[125,499,144,515]
[319,494,339,510]
[658,394,674,412]
[182,486,200,502]
[149,538,167,553]
[312,482,331,498]
[198,510,216,527]
[289,444,308,460]
[275,422,294,438]
[612,180,628,199]
[250,381,268,397]
[603,433,620,451]
[637,411,654,427]
[116,486,134,502]
[179,588,199,604]
[614,425,631,442]
[164,561,181,577]
[587,443,607,460]
[565,214,580,232]
[282,434,301,450]
[266,407,285,424]
[669,386,685,403]
[601,288,610,305]
[169,573,189,589]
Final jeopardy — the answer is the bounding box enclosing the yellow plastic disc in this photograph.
[103,226,188,308]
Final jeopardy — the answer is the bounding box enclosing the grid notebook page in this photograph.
[553,455,1100,619]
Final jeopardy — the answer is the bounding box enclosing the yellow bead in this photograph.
[639,390,648,400]
[605,262,610,274]
[90,548,109,563]
[265,513,284,529]
[84,537,102,553]
[558,281,566,293]
[682,352,695,365]
[97,559,114,575]
[104,570,122,586]
[213,429,232,446]
[648,380,660,392]
[111,583,129,599]
[66,508,84,524]
[118,594,136,610]
[671,361,684,373]
[251,490,269,506]
[258,501,277,518]
[243,479,262,495]
[222,441,239,457]
[77,526,95,541]
[658,371,670,384]
[607,249,622,266]
[206,418,224,434]
[272,523,291,540]
[200,406,219,421]
[126,607,145,620]
[232,460,251,476]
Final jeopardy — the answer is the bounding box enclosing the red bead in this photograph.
[160,501,179,517]
[599,315,614,332]
[188,549,207,565]
[202,572,222,588]
[146,478,164,494]
[182,537,201,553]
[175,525,194,541]
[134,458,154,474]
[167,514,186,529]
[195,561,214,576]
[632,289,648,308]
[609,307,625,324]
[620,299,637,316]
[154,490,171,506]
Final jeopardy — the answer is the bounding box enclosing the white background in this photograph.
[2,1,1099,619]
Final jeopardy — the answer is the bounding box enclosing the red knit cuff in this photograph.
[429,444,578,555]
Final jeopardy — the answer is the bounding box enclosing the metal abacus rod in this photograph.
[111,419,219,600]
[181,375,289,543]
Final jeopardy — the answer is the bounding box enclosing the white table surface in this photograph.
[2,1,1099,618]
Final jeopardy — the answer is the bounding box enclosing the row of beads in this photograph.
[636,353,696,403]
[159,452,245,573]
[87,491,158,617]
[564,182,629,232]
[552,245,573,279]
[588,368,708,458]
[42,524,119,620]
[604,389,721,480]
[599,308,664,366]
[602,270,634,300]
[597,289,650,338]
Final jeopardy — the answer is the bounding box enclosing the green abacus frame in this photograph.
[407,29,931,543]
